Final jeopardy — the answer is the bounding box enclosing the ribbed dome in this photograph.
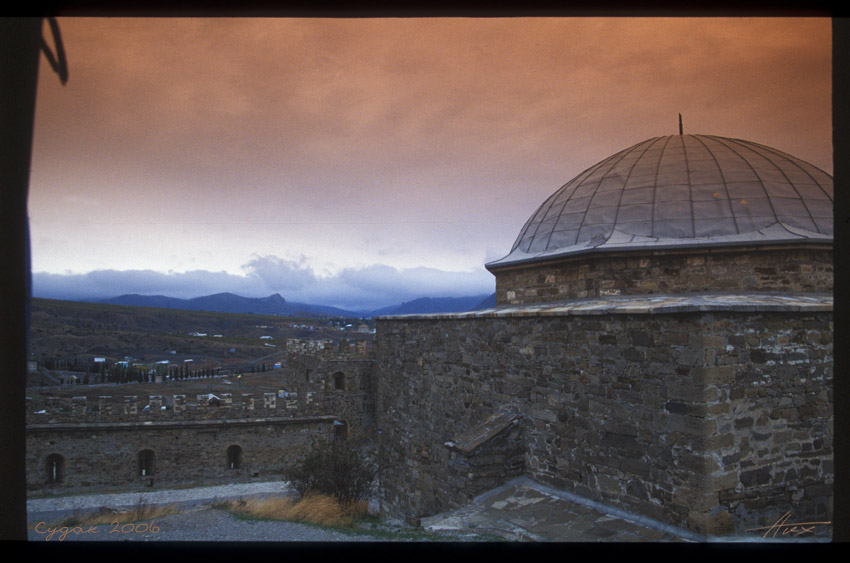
[487,134,833,270]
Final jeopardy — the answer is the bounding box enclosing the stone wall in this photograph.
[491,246,832,305]
[27,417,334,491]
[26,344,377,492]
[274,345,375,438]
[375,300,833,536]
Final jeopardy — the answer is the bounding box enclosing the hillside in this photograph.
[29,298,371,372]
[86,291,496,317]
[96,293,361,318]
[370,295,492,316]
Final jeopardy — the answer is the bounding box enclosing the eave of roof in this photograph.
[486,221,832,272]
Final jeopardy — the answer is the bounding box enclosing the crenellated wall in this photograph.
[26,343,376,492]
[374,295,833,536]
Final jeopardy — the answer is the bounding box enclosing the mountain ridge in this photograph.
[370,295,492,316]
[90,291,496,318]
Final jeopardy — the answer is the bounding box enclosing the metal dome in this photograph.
[486,134,833,270]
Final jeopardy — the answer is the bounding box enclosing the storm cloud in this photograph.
[32,258,494,312]
[28,18,831,301]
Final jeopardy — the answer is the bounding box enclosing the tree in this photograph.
[283,440,379,505]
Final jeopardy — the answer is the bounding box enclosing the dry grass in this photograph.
[225,493,369,528]
[38,496,180,529]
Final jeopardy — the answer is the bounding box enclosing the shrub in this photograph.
[284,440,378,505]
[226,493,363,527]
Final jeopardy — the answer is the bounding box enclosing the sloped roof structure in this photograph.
[487,134,833,270]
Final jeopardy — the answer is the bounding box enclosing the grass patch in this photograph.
[216,494,501,541]
[221,493,367,528]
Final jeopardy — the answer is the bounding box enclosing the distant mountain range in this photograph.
[91,292,496,318]
[370,295,494,316]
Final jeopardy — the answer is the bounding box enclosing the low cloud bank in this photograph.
[32,255,494,312]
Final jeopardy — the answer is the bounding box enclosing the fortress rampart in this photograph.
[26,346,376,492]
[27,416,335,489]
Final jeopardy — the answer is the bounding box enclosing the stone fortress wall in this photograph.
[374,297,833,536]
[27,416,335,490]
[26,341,375,492]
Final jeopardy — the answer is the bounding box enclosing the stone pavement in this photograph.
[420,477,701,542]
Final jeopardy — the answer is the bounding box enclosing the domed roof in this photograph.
[487,134,833,270]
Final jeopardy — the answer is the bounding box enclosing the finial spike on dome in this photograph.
[678,113,683,135]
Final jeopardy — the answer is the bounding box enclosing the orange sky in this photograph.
[28,17,832,309]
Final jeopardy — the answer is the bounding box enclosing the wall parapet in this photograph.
[27,414,338,432]
[26,352,376,440]
[375,292,832,321]
[25,391,371,424]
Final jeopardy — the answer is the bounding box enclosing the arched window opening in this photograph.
[333,371,345,391]
[334,420,348,441]
[46,453,64,484]
[227,445,243,470]
[138,449,155,477]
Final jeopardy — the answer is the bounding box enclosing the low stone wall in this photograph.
[26,417,335,491]
[375,295,833,536]
[491,246,832,305]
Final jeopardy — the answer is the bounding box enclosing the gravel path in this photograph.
[29,506,379,542]
[28,481,294,516]
[27,482,397,542]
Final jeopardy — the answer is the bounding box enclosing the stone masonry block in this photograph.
[123,396,137,416]
[173,395,186,413]
[691,366,735,385]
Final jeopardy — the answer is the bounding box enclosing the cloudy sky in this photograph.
[28,17,832,311]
